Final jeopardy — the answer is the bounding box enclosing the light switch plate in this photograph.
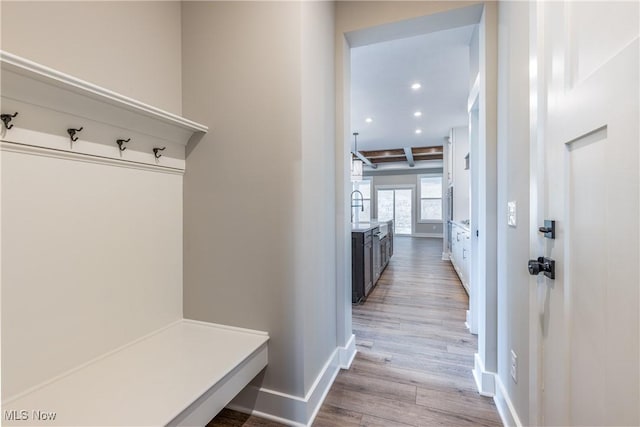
[507,201,517,227]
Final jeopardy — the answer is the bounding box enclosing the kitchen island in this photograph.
[352,219,393,303]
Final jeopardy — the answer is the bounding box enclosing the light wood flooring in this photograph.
[208,237,502,427]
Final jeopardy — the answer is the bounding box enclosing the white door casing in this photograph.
[530,2,639,426]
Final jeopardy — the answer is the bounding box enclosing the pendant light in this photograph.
[351,132,363,182]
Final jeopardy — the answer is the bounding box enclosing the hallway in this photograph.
[209,237,501,426]
[313,237,501,426]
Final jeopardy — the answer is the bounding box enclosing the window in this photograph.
[419,175,443,221]
[351,178,371,222]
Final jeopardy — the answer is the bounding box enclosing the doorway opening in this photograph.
[336,2,499,401]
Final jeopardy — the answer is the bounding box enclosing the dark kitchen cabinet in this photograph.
[352,221,393,304]
[387,220,394,257]
[352,229,373,303]
[372,227,381,284]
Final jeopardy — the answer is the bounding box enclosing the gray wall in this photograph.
[1,1,183,114]
[451,126,470,222]
[182,1,336,398]
[366,169,444,236]
[496,1,530,422]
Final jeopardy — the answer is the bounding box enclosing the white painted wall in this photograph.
[182,0,303,397]
[1,151,183,399]
[1,0,186,400]
[300,0,338,396]
[0,1,183,115]
[181,2,337,417]
[451,126,470,222]
[495,1,531,424]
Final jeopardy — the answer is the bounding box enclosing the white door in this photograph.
[530,2,639,425]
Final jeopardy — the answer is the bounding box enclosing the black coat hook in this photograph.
[153,147,166,159]
[116,138,131,152]
[1,112,18,130]
[67,127,83,142]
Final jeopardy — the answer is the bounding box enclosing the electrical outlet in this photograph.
[510,349,518,383]
[507,201,517,227]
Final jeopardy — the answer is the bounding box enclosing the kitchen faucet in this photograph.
[350,190,364,222]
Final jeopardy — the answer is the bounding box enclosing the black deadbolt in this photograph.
[528,257,555,280]
[538,220,555,239]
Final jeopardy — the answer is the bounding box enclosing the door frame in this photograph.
[334,2,499,398]
[528,2,543,424]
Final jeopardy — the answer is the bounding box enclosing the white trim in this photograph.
[228,342,348,426]
[417,173,444,223]
[472,353,496,397]
[442,252,450,260]
[1,140,184,175]
[1,50,207,136]
[468,72,480,113]
[338,334,357,369]
[494,375,523,427]
[412,233,443,238]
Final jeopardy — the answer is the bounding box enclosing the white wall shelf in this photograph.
[0,50,208,171]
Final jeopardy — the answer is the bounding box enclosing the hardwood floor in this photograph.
[208,237,501,427]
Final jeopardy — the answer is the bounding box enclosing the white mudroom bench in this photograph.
[2,320,268,426]
[1,52,268,426]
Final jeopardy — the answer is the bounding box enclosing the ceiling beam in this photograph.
[353,151,378,169]
[370,156,410,164]
[360,148,405,158]
[412,146,443,155]
[404,147,415,167]
[413,154,443,161]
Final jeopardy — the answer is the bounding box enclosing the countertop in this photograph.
[449,220,471,233]
[352,219,392,233]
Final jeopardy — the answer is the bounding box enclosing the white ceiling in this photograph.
[350,24,475,152]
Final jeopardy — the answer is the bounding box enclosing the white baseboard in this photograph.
[338,334,357,369]
[441,252,450,260]
[494,375,523,427]
[228,337,356,426]
[472,353,496,397]
[412,233,444,238]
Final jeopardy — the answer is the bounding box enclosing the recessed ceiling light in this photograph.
[414,111,422,117]
[365,117,373,123]
[411,83,422,90]
[415,129,422,134]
